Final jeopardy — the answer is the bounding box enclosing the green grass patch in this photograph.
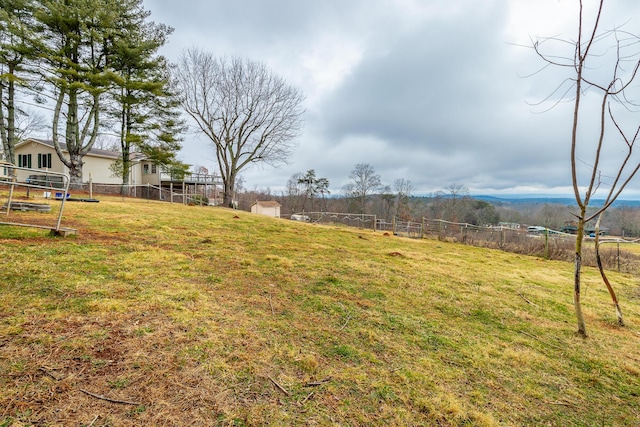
[0,197,639,425]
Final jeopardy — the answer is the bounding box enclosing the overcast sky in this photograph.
[143,0,640,198]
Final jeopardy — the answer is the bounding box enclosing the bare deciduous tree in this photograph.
[534,0,640,336]
[345,163,381,214]
[175,49,305,207]
[444,183,469,223]
[394,178,414,220]
[286,172,306,213]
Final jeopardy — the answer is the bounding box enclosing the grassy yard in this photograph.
[0,196,639,426]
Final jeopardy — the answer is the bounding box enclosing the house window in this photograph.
[38,153,52,169]
[151,164,157,174]
[143,164,149,174]
[18,154,32,168]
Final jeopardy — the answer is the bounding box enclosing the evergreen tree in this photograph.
[107,1,186,188]
[35,0,126,186]
[0,0,38,163]
[297,169,330,211]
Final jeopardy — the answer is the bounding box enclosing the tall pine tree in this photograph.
[107,2,186,188]
[35,0,120,186]
[0,0,39,164]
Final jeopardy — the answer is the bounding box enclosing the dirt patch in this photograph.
[1,313,228,425]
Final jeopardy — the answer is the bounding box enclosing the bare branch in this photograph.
[175,50,305,206]
[533,0,640,336]
[79,389,141,406]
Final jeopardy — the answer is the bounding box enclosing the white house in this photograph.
[13,138,223,198]
[14,138,191,186]
[14,138,148,185]
[251,200,281,218]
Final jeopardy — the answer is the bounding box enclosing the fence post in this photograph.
[170,182,173,204]
[544,228,549,260]
[6,170,16,216]
[374,215,377,232]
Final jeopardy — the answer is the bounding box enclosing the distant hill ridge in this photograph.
[472,195,640,207]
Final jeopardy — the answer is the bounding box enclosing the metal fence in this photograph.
[0,162,73,234]
[286,214,639,271]
[423,218,556,248]
[291,212,377,230]
[376,218,423,238]
[422,218,640,273]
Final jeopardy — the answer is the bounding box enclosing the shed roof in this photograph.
[252,200,281,208]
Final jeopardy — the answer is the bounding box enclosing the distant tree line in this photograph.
[237,162,640,237]
[238,163,500,225]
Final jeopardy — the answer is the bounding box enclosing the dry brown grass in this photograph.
[0,195,639,426]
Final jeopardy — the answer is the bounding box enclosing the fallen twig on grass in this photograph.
[304,377,332,387]
[301,391,314,404]
[548,400,577,408]
[517,292,537,306]
[80,388,141,405]
[268,376,290,396]
[269,293,275,315]
[519,331,564,351]
[39,367,64,381]
[339,313,352,331]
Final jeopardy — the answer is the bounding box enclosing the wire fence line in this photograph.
[424,218,640,273]
[292,213,640,273]
[422,218,564,250]
[292,211,377,230]
[291,212,425,236]
[376,218,423,238]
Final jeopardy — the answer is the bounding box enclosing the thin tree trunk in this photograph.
[121,99,131,195]
[0,79,8,162]
[574,219,587,337]
[0,65,17,164]
[594,215,624,326]
[6,64,16,164]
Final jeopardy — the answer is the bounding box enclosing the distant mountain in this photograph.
[472,195,640,207]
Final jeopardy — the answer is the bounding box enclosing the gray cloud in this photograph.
[145,0,640,197]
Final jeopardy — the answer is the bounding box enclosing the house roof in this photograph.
[17,138,122,160]
[252,200,281,208]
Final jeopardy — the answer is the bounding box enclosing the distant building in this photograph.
[527,226,547,233]
[251,200,281,218]
[585,225,609,236]
[560,224,578,234]
[499,222,521,229]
